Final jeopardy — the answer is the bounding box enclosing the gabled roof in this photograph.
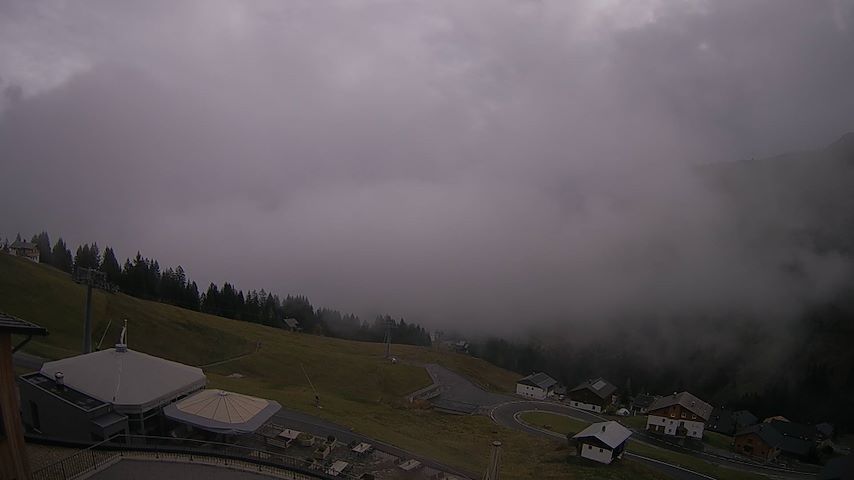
[648,391,713,421]
[816,422,834,438]
[10,241,37,249]
[570,377,617,400]
[733,410,758,426]
[779,435,812,457]
[283,318,300,329]
[771,420,816,441]
[573,421,632,449]
[708,408,735,432]
[0,311,48,336]
[41,347,206,413]
[736,424,784,448]
[517,372,557,390]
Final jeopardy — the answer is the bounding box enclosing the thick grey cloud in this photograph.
[1,0,853,335]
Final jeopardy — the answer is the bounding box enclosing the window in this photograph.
[681,412,686,418]
[587,445,592,449]
[599,448,603,453]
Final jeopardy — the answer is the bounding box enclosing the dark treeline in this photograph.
[470,294,854,431]
[13,231,431,347]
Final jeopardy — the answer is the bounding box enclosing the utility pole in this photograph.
[482,441,502,480]
[300,362,321,408]
[73,266,109,353]
[383,317,394,359]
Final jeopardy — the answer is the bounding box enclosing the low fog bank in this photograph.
[2,1,854,340]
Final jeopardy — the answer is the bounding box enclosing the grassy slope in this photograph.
[1,254,668,479]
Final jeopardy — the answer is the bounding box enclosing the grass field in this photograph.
[0,254,670,479]
[704,430,734,451]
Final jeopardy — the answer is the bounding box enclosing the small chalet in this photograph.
[645,391,713,439]
[568,378,617,413]
[572,421,632,465]
[282,318,302,332]
[8,241,39,262]
[631,393,657,415]
[734,424,784,462]
[708,408,758,435]
[515,372,557,400]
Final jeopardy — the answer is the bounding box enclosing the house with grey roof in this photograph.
[645,391,713,439]
[734,423,784,462]
[568,378,617,413]
[515,372,557,400]
[282,317,302,332]
[572,421,632,464]
[8,240,39,262]
[708,408,758,435]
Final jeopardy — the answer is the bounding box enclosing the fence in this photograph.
[31,434,362,480]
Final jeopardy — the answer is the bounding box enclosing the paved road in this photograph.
[424,364,513,408]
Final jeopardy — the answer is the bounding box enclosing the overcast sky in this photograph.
[2,1,853,334]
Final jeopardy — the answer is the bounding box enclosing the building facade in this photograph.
[568,378,617,413]
[573,421,632,465]
[733,424,783,462]
[515,372,557,400]
[8,241,39,262]
[645,392,712,439]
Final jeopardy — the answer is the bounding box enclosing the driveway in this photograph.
[424,364,513,409]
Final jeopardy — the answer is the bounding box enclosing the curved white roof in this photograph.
[40,348,206,413]
[164,389,281,435]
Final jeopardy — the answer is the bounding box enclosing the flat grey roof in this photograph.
[22,372,107,412]
[40,348,206,413]
[517,372,557,390]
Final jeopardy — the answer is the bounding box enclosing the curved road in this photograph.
[491,401,816,480]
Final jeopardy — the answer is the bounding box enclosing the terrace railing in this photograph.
[31,434,361,480]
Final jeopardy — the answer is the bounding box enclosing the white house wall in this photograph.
[569,400,602,413]
[646,415,705,438]
[515,383,547,400]
[580,443,613,464]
